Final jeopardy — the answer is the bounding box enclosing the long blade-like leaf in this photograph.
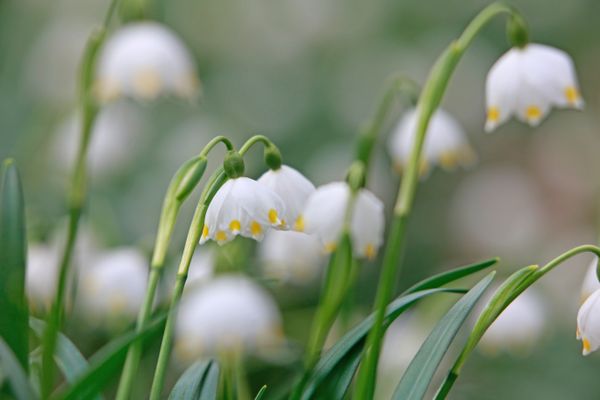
[300,288,466,400]
[0,337,38,400]
[254,385,267,400]
[0,159,29,371]
[392,272,495,400]
[168,359,220,400]
[51,313,167,400]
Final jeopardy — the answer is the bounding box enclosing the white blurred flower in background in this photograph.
[388,107,475,175]
[479,288,546,355]
[485,44,583,131]
[175,275,284,362]
[52,102,145,180]
[581,258,600,303]
[258,230,324,284]
[27,245,61,312]
[303,181,384,259]
[95,22,199,102]
[258,165,315,231]
[185,249,215,291]
[577,288,600,355]
[78,247,148,328]
[200,177,286,245]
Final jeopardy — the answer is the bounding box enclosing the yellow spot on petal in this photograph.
[268,209,279,225]
[525,105,542,121]
[365,244,376,260]
[215,230,227,242]
[94,79,121,102]
[583,338,592,353]
[439,152,458,170]
[565,86,579,105]
[487,106,500,122]
[324,242,337,253]
[250,221,262,237]
[229,220,241,233]
[133,68,162,99]
[202,225,209,238]
[294,216,305,232]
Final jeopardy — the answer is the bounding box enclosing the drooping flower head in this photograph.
[577,288,600,356]
[258,165,315,231]
[200,177,286,245]
[485,44,583,132]
[258,230,325,284]
[388,107,475,175]
[581,257,600,303]
[302,181,384,259]
[95,22,199,102]
[175,275,284,361]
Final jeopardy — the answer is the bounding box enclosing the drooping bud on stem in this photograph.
[223,150,245,179]
[346,161,366,192]
[506,12,529,48]
[264,145,282,170]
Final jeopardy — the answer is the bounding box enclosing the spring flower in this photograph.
[581,258,600,303]
[26,245,60,312]
[258,165,315,231]
[577,288,600,355]
[302,182,384,259]
[200,177,286,245]
[485,44,583,132]
[78,248,148,328]
[174,275,283,361]
[258,230,324,284]
[95,22,199,102]
[388,108,475,175]
[479,288,545,355]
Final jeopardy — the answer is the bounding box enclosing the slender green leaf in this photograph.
[0,337,38,400]
[403,258,498,295]
[30,318,104,400]
[0,159,29,371]
[51,313,167,400]
[392,272,495,400]
[300,288,466,400]
[168,359,220,400]
[254,385,267,400]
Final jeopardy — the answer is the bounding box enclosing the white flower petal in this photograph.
[577,288,600,356]
[351,189,385,259]
[581,258,600,303]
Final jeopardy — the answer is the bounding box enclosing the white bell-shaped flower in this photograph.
[26,245,60,312]
[302,181,384,259]
[257,165,315,231]
[479,288,545,355]
[581,258,600,303]
[577,288,600,355]
[388,107,475,175]
[485,44,583,132]
[95,22,199,102]
[258,230,325,284]
[78,248,148,328]
[200,177,286,245]
[174,275,283,361]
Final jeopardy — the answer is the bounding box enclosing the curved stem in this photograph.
[117,138,232,400]
[354,3,524,398]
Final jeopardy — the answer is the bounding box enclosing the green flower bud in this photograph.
[223,150,245,179]
[506,14,529,48]
[264,145,282,170]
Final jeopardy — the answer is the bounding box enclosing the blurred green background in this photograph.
[2,0,600,398]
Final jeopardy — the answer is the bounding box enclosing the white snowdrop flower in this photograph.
[388,108,475,175]
[200,177,286,245]
[479,288,545,355]
[26,245,60,312]
[258,165,315,231]
[258,230,324,284]
[175,275,283,361]
[78,248,148,327]
[302,182,384,259]
[577,288,600,356]
[581,258,600,303]
[485,44,583,132]
[95,22,199,102]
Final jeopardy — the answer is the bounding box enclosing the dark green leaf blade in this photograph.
[392,272,495,400]
[0,336,38,400]
[0,159,29,371]
[300,288,466,400]
[51,313,167,400]
[168,359,220,400]
[254,385,267,400]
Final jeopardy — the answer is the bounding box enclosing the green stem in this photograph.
[435,245,600,399]
[147,135,271,399]
[116,137,232,400]
[354,3,520,398]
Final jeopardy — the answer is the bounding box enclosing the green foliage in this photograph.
[168,360,220,400]
[0,337,37,400]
